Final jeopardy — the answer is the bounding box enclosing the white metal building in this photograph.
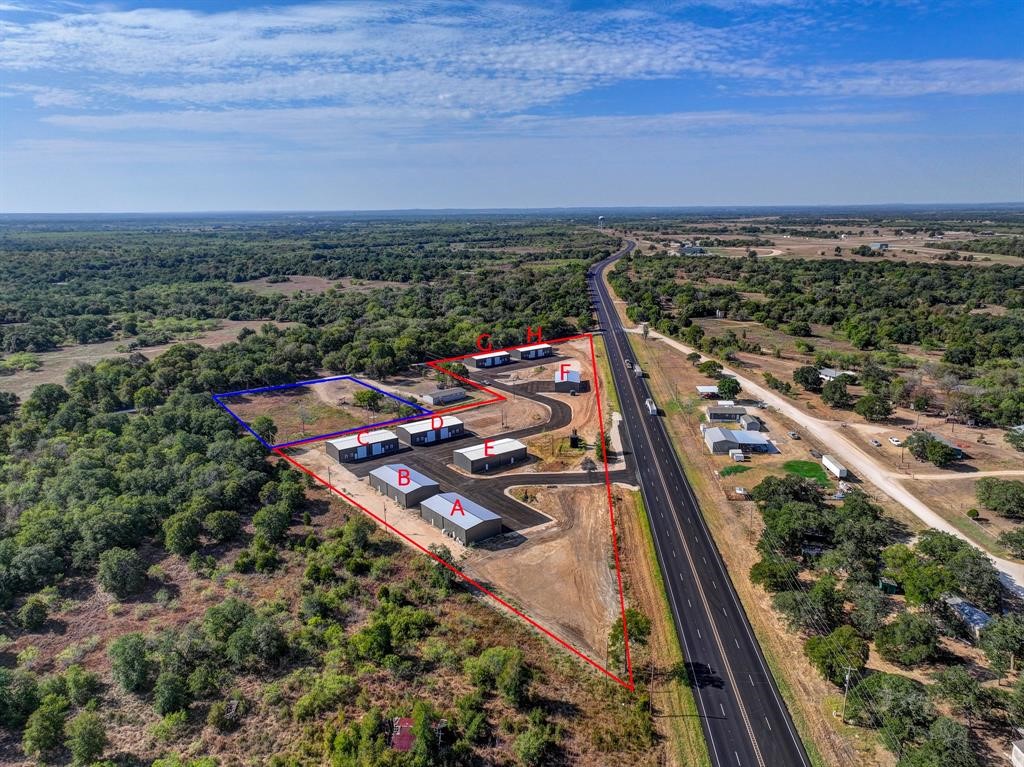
[419,492,502,545]
[704,427,771,454]
[325,429,400,463]
[471,351,511,368]
[512,343,552,361]
[395,415,465,446]
[420,388,468,406]
[368,464,440,508]
[453,438,528,473]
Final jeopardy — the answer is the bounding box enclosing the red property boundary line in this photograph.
[275,333,635,691]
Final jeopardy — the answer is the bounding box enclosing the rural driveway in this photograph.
[627,327,1024,589]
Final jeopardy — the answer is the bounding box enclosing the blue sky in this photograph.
[1,0,1021,212]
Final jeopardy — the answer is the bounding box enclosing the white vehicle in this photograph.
[634,365,644,378]
[889,436,903,446]
[645,398,657,415]
[624,359,633,369]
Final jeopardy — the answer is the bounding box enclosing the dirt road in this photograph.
[626,327,1024,589]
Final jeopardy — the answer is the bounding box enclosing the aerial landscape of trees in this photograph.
[0,217,648,765]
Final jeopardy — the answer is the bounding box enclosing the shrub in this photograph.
[22,693,68,758]
[875,612,939,667]
[109,632,152,693]
[18,595,48,630]
[65,709,107,765]
[64,665,101,706]
[294,672,358,721]
[154,671,190,715]
[163,512,202,556]
[203,510,242,542]
[0,668,40,728]
[803,626,868,686]
[98,547,146,599]
[206,691,248,732]
[749,556,800,593]
[465,647,531,707]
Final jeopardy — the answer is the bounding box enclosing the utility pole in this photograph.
[840,666,855,724]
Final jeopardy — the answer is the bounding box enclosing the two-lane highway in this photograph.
[592,242,810,767]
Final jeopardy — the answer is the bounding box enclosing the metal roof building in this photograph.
[943,595,992,640]
[419,492,502,545]
[704,427,771,454]
[471,351,511,368]
[696,385,720,398]
[325,429,400,463]
[706,405,747,422]
[420,388,468,406]
[553,366,582,392]
[512,343,553,360]
[395,415,465,446]
[453,437,528,473]
[369,464,441,508]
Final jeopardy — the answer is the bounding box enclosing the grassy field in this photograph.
[783,460,832,486]
[719,465,752,477]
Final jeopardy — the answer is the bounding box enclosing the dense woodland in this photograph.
[0,219,646,766]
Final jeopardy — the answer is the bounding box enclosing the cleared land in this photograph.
[236,274,411,295]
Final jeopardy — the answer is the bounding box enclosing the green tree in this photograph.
[793,366,822,392]
[897,717,978,767]
[930,667,987,726]
[976,477,1024,520]
[465,647,531,708]
[203,510,242,542]
[854,394,893,422]
[353,388,384,412]
[0,391,19,423]
[18,594,49,630]
[253,502,291,544]
[685,351,702,366]
[22,693,68,758]
[427,543,457,595]
[821,378,852,408]
[0,668,40,728]
[109,633,152,693]
[716,377,741,400]
[697,360,723,378]
[154,670,190,715]
[844,580,890,638]
[22,383,70,420]
[163,512,202,556]
[803,625,868,686]
[875,612,939,667]
[133,385,161,414]
[749,556,800,593]
[513,708,558,767]
[65,709,107,766]
[250,415,277,445]
[997,528,1024,558]
[980,613,1024,677]
[98,547,146,599]
[846,672,933,752]
[1006,428,1024,453]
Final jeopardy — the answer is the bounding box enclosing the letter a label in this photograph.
[450,499,465,516]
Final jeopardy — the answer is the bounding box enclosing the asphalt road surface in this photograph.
[592,241,811,767]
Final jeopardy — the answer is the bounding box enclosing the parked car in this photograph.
[810,449,823,459]
[787,431,801,440]
[624,359,633,369]
[869,439,882,447]
[888,436,902,446]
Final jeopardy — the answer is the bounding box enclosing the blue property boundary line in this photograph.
[212,374,431,450]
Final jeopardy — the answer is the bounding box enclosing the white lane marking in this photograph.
[720,703,726,716]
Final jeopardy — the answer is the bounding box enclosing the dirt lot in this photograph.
[470,484,620,662]
[221,376,402,445]
[0,320,295,400]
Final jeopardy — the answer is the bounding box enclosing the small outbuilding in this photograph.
[325,429,400,463]
[395,415,465,446]
[696,385,719,399]
[369,464,440,508]
[471,351,511,368]
[706,405,747,423]
[869,242,889,251]
[512,343,552,361]
[420,388,468,407]
[819,368,857,383]
[419,492,502,545]
[943,595,992,641]
[553,366,582,393]
[453,438,528,473]
[739,414,761,431]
